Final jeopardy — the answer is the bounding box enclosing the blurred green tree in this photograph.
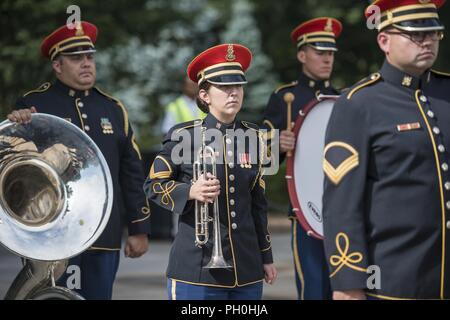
[220,0,279,123]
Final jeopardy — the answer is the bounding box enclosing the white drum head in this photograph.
[287,98,336,239]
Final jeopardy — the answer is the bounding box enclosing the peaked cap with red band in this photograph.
[365,0,446,31]
[41,21,98,60]
[187,44,252,86]
[290,17,343,51]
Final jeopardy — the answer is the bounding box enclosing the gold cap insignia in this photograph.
[402,76,412,87]
[324,18,333,32]
[75,22,84,36]
[226,44,236,61]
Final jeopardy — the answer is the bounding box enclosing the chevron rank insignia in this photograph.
[323,141,359,185]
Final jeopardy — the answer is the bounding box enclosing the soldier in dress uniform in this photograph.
[7,21,151,300]
[323,0,450,300]
[262,17,342,300]
[144,44,277,300]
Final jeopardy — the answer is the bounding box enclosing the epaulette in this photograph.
[275,81,298,94]
[23,82,51,97]
[241,120,260,131]
[94,86,130,136]
[431,69,450,78]
[346,73,381,100]
[243,121,266,171]
[339,87,350,94]
[174,119,203,134]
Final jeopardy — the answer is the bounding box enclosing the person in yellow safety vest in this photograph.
[161,76,206,134]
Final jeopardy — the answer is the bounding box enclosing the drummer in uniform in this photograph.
[323,0,450,299]
[262,17,342,300]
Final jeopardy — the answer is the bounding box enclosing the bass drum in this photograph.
[286,97,337,239]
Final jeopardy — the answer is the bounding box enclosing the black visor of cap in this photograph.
[393,18,445,31]
[206,74,248,85]
[300,42,338,51]
[62,45,96,54]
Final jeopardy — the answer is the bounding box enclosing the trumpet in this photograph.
[193,127,232,269]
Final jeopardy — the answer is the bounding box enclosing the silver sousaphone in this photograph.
[0,113,113,300]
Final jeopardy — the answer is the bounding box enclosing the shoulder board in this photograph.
[346,73,381,100]
[94,86,130,135]
[339,87,350,93]
[275,81,298,94]
[23,82,51,97]
[241,121,260,131]
[431,69,450,78]
[93,86,122,103]
[174,119,203,134]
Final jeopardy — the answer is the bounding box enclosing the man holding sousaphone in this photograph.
[6,20,151,300]
[262,17,342,300]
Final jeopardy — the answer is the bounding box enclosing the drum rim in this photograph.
[286,97,337,240]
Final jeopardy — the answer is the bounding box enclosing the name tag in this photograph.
[397,122,421,132]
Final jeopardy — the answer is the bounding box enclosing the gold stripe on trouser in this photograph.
[292,220,305,300]
[171,279,177,300]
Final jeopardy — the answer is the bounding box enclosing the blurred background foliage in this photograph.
[1,0,450,213]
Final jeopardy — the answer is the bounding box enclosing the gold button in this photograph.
[433,127,440,135]
[446,201,450,210]
[438,145,445,153]
[84,125,90,131]
[447,221,450,229]
[227,150,233,157]
[231,211,236,218]
[229,175,235,181]
[230,199,235,206]
[230,187,235,193]
[78,101,84,108]
[445,182,450,190]
[226,138,232,144]
[231,223,237,230]
[229,163,234,168]
[442,163,449,171]
[420,95,427,103]
[82,114,88,119]
[427,110,435,118]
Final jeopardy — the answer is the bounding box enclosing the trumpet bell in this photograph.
[204,255,232,269]
[0,114,113,261]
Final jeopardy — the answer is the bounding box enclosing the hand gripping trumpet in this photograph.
[193,127,232,269]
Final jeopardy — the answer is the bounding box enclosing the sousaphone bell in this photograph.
[0,113,113,299]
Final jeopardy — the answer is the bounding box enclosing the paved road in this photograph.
[0,226,296,300]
